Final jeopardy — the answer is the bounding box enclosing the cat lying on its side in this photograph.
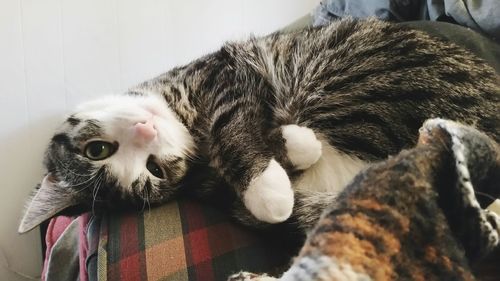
[18,18,499,236]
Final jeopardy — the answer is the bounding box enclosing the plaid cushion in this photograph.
[97,200,293,281]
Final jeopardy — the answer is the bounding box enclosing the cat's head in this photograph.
[19,93,195,233]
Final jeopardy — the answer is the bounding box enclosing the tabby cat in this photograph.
[19,18,499,233]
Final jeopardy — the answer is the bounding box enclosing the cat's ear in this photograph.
[18,173,79,234]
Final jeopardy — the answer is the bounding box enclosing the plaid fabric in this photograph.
[97,200,292,281]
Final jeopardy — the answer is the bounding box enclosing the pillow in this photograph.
[95,200,295,281]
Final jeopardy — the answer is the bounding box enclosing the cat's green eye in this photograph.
[84,141,115,160]
[146,158,165,179]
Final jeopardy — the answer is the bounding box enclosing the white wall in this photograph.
[0,0,319,280]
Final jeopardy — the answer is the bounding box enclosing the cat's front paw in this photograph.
[228,271,277,281]
[282,124,322,170]
[243,159,293,223]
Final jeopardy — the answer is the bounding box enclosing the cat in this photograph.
[228,119,500,281]
[18,18,499,233]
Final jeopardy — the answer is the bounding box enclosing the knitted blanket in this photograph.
[231,119,500,280]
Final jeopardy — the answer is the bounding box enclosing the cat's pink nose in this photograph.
[133,120,157,142]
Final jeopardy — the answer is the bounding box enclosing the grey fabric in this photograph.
[86,216,99,281]
[313,0,426,24]
[443,0,500,41]
[45,218,80,281]
[313,0,500,41]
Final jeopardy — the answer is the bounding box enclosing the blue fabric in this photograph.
[313,0,500,41]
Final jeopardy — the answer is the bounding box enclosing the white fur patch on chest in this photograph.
[292,139,368,193]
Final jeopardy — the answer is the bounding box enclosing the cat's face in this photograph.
[44,93,195,208]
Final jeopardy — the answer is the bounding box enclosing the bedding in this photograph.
[313,0,500,42]
[43,201,294,281]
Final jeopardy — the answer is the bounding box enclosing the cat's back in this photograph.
[223,18,499,148]
[148,18,498,150]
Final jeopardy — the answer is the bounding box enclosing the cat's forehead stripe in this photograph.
[51,133,79,153]
[67,116,81,126]
[74,119,104,141]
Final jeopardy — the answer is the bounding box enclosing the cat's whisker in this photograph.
[73,184,90,193]
[91,172,104,214]
[69,167,105,194]
[74,170,103,191]
[476,191,498,201]
[53,157,98,178]
[90,176,100,213]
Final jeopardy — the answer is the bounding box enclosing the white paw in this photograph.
[282,124,322,170]
[243,159,294,223]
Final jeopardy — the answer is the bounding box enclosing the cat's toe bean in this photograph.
[243,159,293,223]
[282,124,322,170]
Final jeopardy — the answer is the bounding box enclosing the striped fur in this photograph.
[19,18,499,232]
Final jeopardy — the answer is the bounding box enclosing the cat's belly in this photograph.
[292,139,368,193]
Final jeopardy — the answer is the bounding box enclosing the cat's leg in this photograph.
[233,124,321,223]
[239,124,322,222]
[209,102,294,223]
[281,124,322,170]
[242,159,294,223]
